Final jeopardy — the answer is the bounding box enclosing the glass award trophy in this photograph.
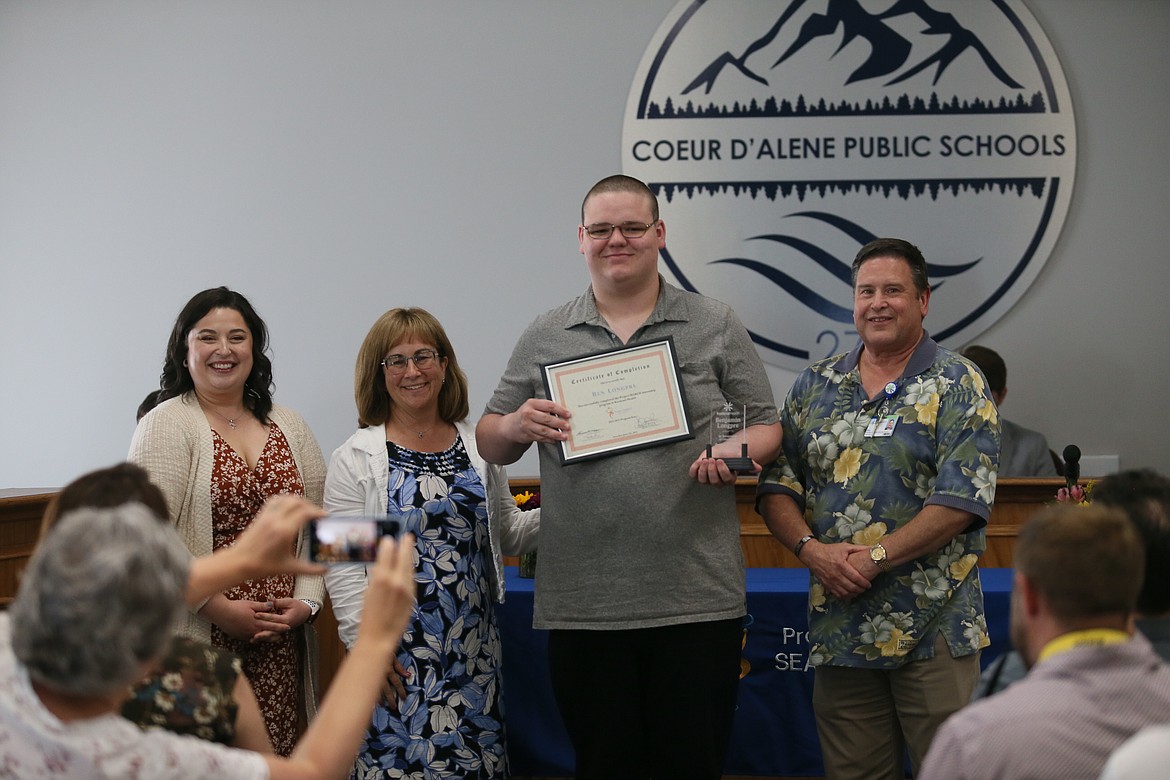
[708,401,754,473]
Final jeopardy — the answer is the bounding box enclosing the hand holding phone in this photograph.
[308,516,403,563]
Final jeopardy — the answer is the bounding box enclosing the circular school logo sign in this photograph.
[623,0,1075,371]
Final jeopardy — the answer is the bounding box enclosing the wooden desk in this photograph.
[0,478,1068,691]
[503,477,1068,569]
[738,476,1066,568]
[0,488,56,607]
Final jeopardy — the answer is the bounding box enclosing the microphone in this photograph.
[1062,444,1081,491]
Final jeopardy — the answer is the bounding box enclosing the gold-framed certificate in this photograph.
[541,337,693,464]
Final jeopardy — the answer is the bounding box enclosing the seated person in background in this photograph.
[961,345,1058,476]
[1098,469,1170,657]
[0,496,417,779]
[41,462,270,751]
[918,503,1170,780]
[972,467,1170,698]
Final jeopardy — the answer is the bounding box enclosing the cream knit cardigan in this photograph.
[127,392,326,642]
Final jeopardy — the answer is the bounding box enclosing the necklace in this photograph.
[199,398,245,430]
[391,419,433,440]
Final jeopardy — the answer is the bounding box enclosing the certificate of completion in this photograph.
[541,337,692,463]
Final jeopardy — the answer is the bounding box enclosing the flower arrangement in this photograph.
[513,490,540,578]
[1055,481,1092,505]
[513,490,541,510]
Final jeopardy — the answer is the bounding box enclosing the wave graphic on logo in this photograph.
[660,211,982,360]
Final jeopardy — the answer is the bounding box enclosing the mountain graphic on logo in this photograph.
[683,0,1022,96]
[624,0,1076,370]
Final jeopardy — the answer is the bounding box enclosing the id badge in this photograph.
[874,415,899,437]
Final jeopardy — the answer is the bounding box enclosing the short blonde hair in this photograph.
[353,308,469,427]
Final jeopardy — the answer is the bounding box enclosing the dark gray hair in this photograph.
[10,504,190,696]
[851,237,930,295]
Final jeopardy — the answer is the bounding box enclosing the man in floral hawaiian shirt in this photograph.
[756,238,1000,780]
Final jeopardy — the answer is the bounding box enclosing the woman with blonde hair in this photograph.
[325,307,538,778]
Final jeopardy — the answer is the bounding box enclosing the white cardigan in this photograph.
[322,419,539,649]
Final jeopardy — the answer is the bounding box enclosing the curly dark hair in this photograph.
[139,287,275,423]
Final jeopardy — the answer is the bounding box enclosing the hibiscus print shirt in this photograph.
[758,334,1000,669]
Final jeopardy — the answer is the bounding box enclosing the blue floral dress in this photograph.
[353,435,509,779]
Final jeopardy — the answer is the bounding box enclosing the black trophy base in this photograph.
[706,443,754,474]
[718,457,755,474]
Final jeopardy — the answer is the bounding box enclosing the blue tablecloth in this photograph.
[499,566,1014,777]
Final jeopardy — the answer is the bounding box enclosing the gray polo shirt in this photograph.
[485,278,777,630]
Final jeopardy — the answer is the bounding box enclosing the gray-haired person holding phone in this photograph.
[0,495,418,780]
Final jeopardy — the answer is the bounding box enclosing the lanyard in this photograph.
[863,380,900,438]
[873,380,899,418]
[1036,628,1129,663]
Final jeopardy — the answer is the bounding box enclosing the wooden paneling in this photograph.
[503,477,1068,569]
[1,478,1068,693]
[0,488,55,607]
[981,477,1068,567]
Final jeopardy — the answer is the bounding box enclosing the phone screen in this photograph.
[308,516,403,563]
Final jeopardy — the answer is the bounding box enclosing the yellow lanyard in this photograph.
[1037,628,1129,663]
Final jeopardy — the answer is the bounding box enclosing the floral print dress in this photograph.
[353,435,509,779]
[210,424,305,756]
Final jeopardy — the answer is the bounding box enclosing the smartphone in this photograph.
[308,516,403,563]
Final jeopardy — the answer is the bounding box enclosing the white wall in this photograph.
[1,0,1167,488]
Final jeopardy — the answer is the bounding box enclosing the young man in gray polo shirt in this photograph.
[477,174,780,779]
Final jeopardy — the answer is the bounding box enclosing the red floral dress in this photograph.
[209,423,304,756]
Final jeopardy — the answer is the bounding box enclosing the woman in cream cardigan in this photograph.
[324,307,538,779]
[129,286,325,756]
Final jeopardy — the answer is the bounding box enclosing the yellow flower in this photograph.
[810,581,827,611]
[875,628,914,657]
[968,367,987,395]
[949,553,978,581]
[852,524,886,546]
[915,392,940,426]
[513,490,537,507]
[973,397,998,424]
[776,473,803,493]
[833,446,863,484]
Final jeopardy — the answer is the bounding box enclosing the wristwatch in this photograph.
[794,534,815,559]
[300,598,321,623]
[869,543,890,573]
